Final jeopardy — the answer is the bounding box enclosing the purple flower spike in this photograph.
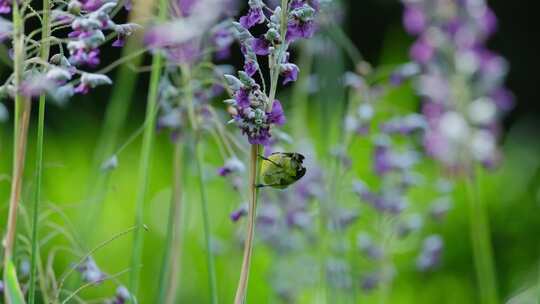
[224,0,317,146]
[240,7,264,29]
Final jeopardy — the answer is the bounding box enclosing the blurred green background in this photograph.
[1,0,540,303]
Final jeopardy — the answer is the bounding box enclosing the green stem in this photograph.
[4,0,29,291]
[157,141,184,304]
[194,141,218,304]
[29,0,51,302]
[164,143,185,304]
[465,171,499,304]
[182,63,218,304]
[127,0,167,298]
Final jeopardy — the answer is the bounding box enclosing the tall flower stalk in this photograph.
[144,0,238,301]
[223,0,318,302]
[3,4,29,298]
[401,0,513,302]
[184,63,219,304]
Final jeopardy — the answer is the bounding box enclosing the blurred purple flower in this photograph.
[403,5,426,35]
[251,38,271,56]
[280,63,299,85]
[240,7,264,29]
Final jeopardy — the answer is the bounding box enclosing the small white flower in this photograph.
[470,130,496,162]
[81,73,112,87]
[439,111,469,143]
[46,67,73,83]
[468,97,496,125]
[358,103,374,121]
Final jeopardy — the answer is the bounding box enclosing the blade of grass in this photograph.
[127,0,168,300]
[4,259,26,304]
[465,169,499,304]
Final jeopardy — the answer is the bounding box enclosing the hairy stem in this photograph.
[127,0,167,297]
[466,171,499,304]
[28,0,51,302]
[234,144,259,304]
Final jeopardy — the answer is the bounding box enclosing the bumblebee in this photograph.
[258,152,307,189]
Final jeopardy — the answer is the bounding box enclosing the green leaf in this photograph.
[4,259,27,304]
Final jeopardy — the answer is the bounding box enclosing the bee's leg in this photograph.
[256,183,281,188]
[258,154,283,168]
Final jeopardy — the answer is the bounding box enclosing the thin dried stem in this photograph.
[233,144,259,304]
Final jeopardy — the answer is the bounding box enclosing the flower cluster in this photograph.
[155,72,223,141]
[64,1,137,66]
[224,0,318,145]
[225,72,286,145]
[342,66,451,291]
[402,0,513,169]
[0,0,135,102]
[145,0,236,65]
[145,0,238,146]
